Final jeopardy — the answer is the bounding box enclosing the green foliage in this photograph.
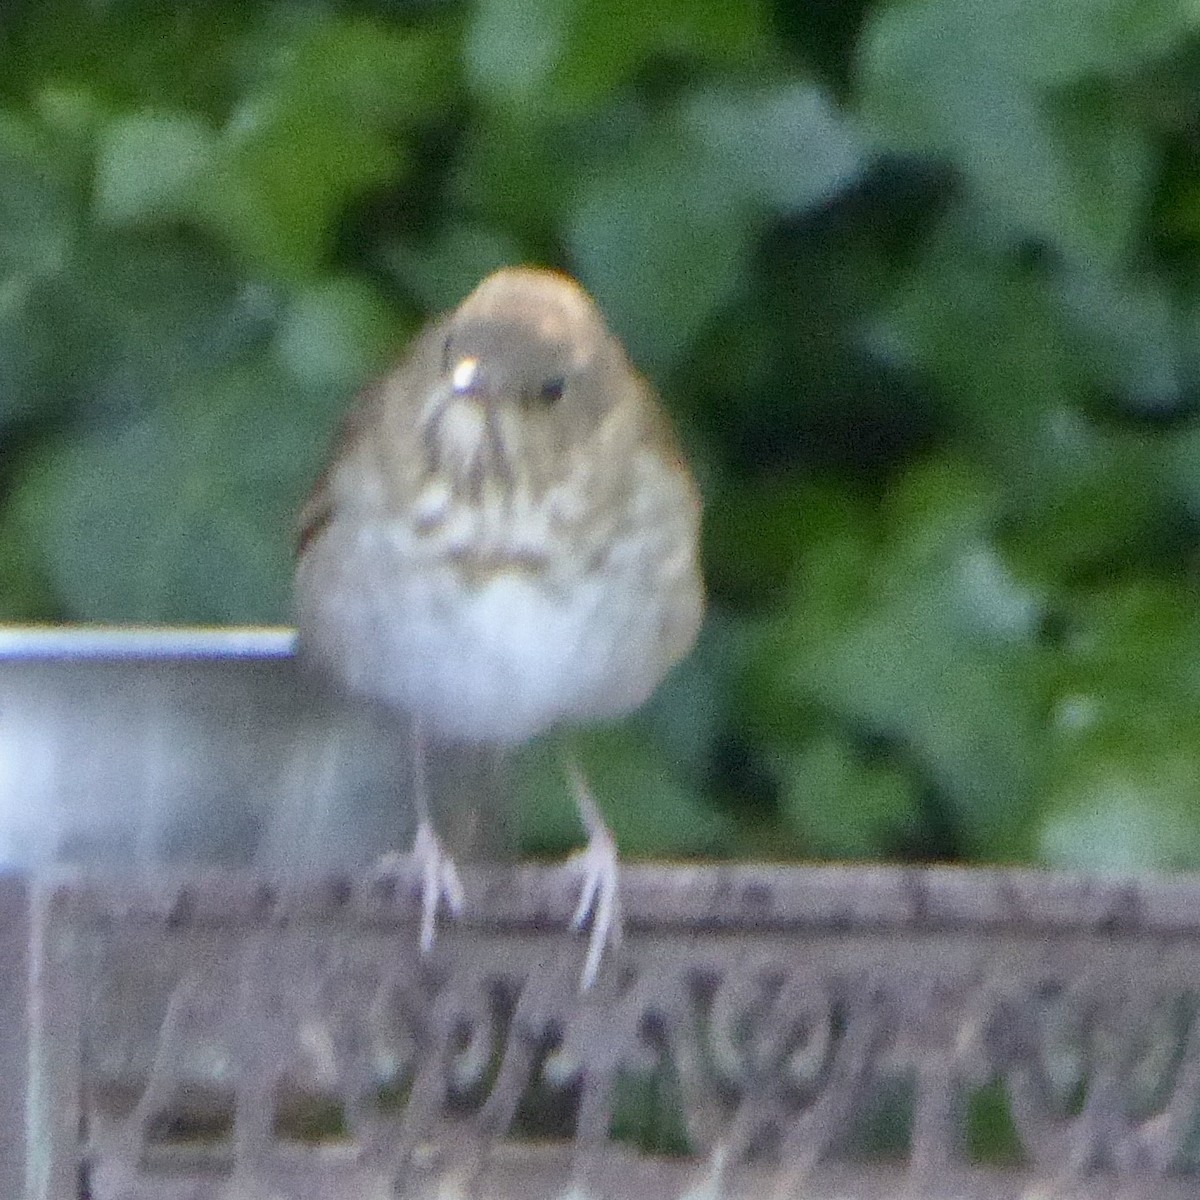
[2,0,1200,872]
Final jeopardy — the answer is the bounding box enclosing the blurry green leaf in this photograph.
[1163,293,1200,510]
[274,276,396,391]
[0,506,60,619]
[552,0,767,111]
[92,48,415,274]
[859,0,1159,262]
[1161,175,1200,251]
[12,358,336,623]
[681,81,864,216]
[1,0,255,115]
[640,612,747,772]
[1167,422,1200,516]
[946,0,1197,87]
[1055,265,1190,411]
[754,457,1046,858]
[451,116,580,245]
[515,726,729,857]
[0,115,85,423]
[465,0,573,109]
[385,223,526,314]
[567,138,754,367]
[109,16,449,274]
[1000,411,1170,581]
[737,484,877,746]
[256,18,453,124]
[33,83,114,144]
[0,112,75,276]
[1049,81,1152,260]
[94,111,217,225]
[881,223,1084,447]
[879,458,1045,647]
[1040,735,1200,871]
[885,227,1175,576]
[773,732,921,858]
[62,232,257,419]
[201,99,400,275]
[0,274,86,425]
[466,0,766,112]
[1052,580,1200,716]
[705,477,817,607]
[1039,579,1200,870]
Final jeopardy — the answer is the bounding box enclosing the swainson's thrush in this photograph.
[295,267,704,986]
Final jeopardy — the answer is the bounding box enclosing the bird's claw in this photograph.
[566,825,622,990]
[411,820,465,953]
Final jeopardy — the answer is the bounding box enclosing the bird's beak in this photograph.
[450,356,481,396]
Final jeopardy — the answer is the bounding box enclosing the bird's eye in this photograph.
[538,377,566,405]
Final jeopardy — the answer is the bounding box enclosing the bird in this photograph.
[294,266,704,987]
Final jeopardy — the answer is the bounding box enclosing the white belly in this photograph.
[297,524,682,745]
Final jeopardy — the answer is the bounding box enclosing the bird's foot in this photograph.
[413,819,465,951]
[373,822,465,953]
[566,822,623,991]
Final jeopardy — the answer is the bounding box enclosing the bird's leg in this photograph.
[563,754,622,990]
[408,714,465,952]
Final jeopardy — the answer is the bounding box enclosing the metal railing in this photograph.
[6,862,1200,1199]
